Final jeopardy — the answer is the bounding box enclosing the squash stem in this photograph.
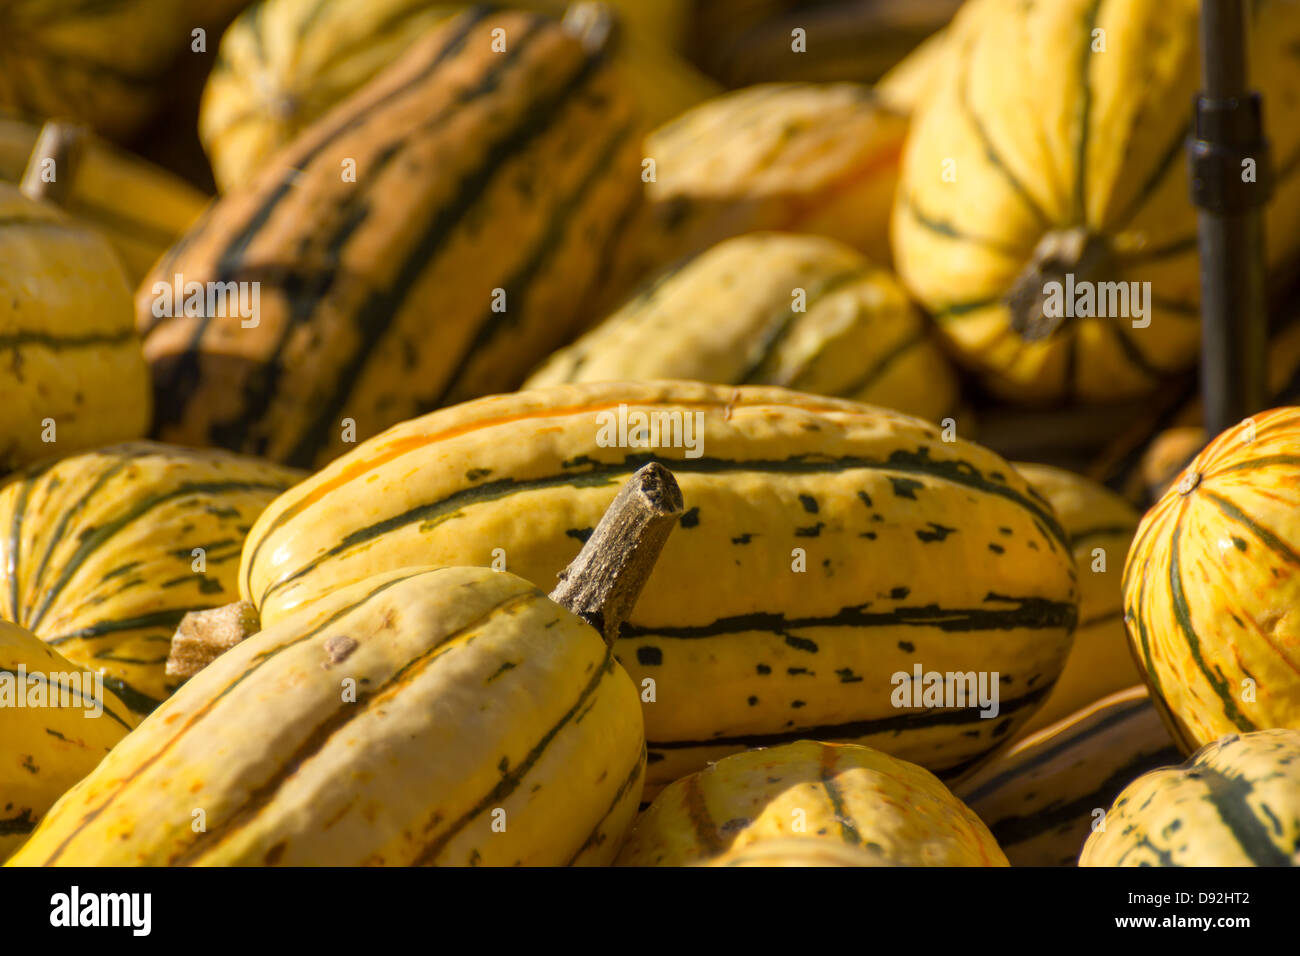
[19,120,87,207]
[1005,227,1110,342]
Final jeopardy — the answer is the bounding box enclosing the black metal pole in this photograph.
[1190,0,1270,436]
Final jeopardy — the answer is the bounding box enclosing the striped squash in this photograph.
[0,443,302,715]
[594,81,908,315]
[525,232,961,425]
[143,8,644,469]
[7,565,645,866]
[1123,406,1300,754]
[706,837,897,866]
[686,0,963,87]
[0,621,138,862]
[0,116,208,284]
[0,184,150,475]
[892,0,1300,404]
[1011,463,1141,738]
[198,0,716,191]
[956,685,1180,866]
[1080,729,1300,866]
[240,381,1079,792]
[615,740,1008,866]
[0,1,195,140]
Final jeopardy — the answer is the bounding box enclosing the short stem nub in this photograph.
[1005,227,1109,342]
[20,121,87,207]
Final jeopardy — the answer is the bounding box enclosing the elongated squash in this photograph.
[143,8,644,469]
[892,0,1300,404]
[1010,463,1141,738]
[1123,407,1300,754]
[594,81,908,315]
[199,0,715,191]
[525,233,960,424]
[615,740,1007,866]
[0,117,208,283]
[1080,729,1300,866]
[956,686,1180,866]
[8,465,680,866]
[240,381,1079,791]
[0,443,302,714]
[0,184,150,474]
[0,621,138,862]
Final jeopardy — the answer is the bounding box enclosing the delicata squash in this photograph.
[7,465,681,866]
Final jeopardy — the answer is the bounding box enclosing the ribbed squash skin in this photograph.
[525,233,959,423]
[199,0,715,191]
[1080,729,1300,866]
[706,837,896,866]
[1011,463,1141,738]
[0,1,193,140]
[0,185,150,474]
[597,82,907,312]
[956,686,1180,866]
[0,621,138,862]
[1123,407,1300,754]
[892,0,1300,404]
[0,443,302,715]
[615,740,1007,866]
[143,9,644,469]
[7,566,644,866]
[0,116,208,283]
[240,381,1079,791]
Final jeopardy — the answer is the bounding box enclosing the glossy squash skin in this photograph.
[615,740,1008,866]
[525,232,960,424]
[143,8,645,469]
[0,442,302,714]
[956,685,1180,865]
[893,0,1300,404]
[1080,729,1300,866]
[7,566,644,866]
[0,185,150,475]
[239,381,1079,792]
[0,621,138,862]
[1123,407,1300,754]
[198,0,716,191]
[1011,463,1141,738]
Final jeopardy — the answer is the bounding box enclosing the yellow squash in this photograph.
[8,464,681,866]
[706,838,897,866]
[956,685,1180,866]
[876,27,950,114]
[199,0,716,191]
[0,184,150,475]
[525,232,960,424]
[1123,406,1300,753]
[0,443,302,714]
[1080,729,1300,866]
[892,0,1300,403]
[615,740,1008,866]
[1011,463,1141,738]
[0,116,208,284]
[0,621,138,862]
[239,381,1079,792]
[144,8,645,469]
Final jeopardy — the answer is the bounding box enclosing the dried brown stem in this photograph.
[166,601,261,681]
[20,121,87,207]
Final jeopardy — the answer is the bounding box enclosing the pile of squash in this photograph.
[3,0,1300,868]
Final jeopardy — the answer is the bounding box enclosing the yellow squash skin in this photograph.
[525,232,960,424]
[144,9,645,469]
[0,443,302,715]
[0,185,150,474]
[0,1,194,140]
[1123,407,1300,754]
[240,381,1079,791]
[596,82,908,313]
[892,0,1300,404]
[956,685,1180,866]
[199,0,716,192]
[706,837,897,866]
[0,116,209,284]
[0,621,138,862]
[1080,729,1300,866]
[876,27,950,114]
[8,566,645,866]
[615,740,1008,866]
[1011,463,1141,738]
